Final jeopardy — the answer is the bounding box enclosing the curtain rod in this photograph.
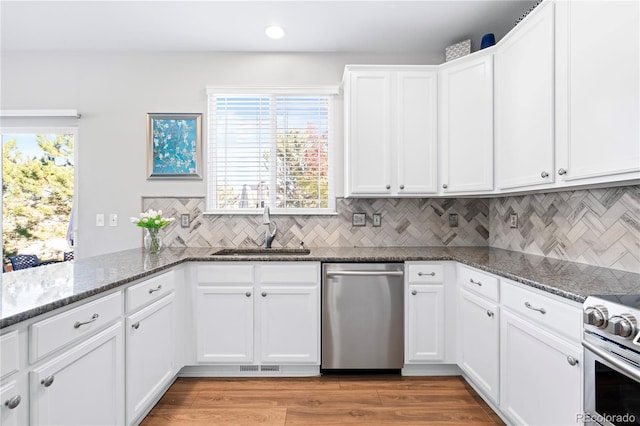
[0,109,81,118]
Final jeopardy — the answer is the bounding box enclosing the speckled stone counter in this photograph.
[2,246,639,328]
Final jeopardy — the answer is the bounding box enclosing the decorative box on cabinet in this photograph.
[439,51,494,194]
[495,0,555,191]
[344,65,438,197]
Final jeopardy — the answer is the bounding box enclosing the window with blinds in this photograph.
[206,89,335,213]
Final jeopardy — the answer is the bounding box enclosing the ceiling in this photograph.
[1,1,539,55]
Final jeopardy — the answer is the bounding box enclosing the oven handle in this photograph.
[582,340,640,382]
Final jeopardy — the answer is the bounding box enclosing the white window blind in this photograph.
[207,89,335,213]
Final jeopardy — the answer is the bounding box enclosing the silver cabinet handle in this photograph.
[4,395,21,409]
[525,301,546,314]
[41,376,54,387]
[148,284,162,294]
[261,291,267,297]
[541,171,549,178]
[486,310,494,317]
[567,355,578,366]
[418,272,436,277]
[442,184,448,189]
[131,322,140,330]
[245,291,252,297]
[385,184,391,190]
[399,185,405,190]
[558,168,567,176]
[411,290,417,296]
[74,313,99,329]
[469,278,482,286]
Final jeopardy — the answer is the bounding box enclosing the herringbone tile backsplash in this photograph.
[143,185,639,273]
[490,186,640,273]
[142,197,490,249]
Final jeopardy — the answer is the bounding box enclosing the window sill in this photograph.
[203,208,337,216]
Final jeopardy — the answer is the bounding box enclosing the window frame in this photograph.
[205,86,338,215]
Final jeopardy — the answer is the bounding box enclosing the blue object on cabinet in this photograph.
[481,33,496,49]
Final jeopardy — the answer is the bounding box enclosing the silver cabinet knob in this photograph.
[385,184,391,190]
[41,376,55,387]
[399,185,405,190]
[4,395,21,409]
[541,171,549,178]
[558,168,567,176]
[486,310,494,318]
[131,322,140,330]
[411,290,417,296]
[566,355,579,366]
[245,291,252,297]
[442,184,448,189]
[261,291,267,297]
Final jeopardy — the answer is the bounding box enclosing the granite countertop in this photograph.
[2,246,639,329]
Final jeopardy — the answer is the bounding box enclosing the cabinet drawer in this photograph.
[197,264,254,284]
[30,292,122,363]
[457,265,499,302]
[501,280,582,343]
[126,270,175,313]
[0,331,19,380]
[259,263,319,284]
[407,263,443,283]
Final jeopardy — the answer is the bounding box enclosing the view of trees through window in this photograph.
[2,133,75,266]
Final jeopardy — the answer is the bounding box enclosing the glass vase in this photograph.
[144,228,162,254]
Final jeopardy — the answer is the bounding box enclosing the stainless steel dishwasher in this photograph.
[322,263,404,370]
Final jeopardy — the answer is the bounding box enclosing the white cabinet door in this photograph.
[344,70,392,196]
[500,310,582,426]
[29,322,124,426]
[196,286,254,363]
[395,71,438,195]
[126,294,175,425]
[258,285,319,364]
[555,0,640,183]
[440,53,494,193]
[458,289,499,404]
[495,1,555,190]
[405,284,445,362]
[0,379,27,426]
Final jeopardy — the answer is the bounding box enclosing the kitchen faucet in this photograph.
[262,205,277,248]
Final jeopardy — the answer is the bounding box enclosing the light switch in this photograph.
[96,213,104,227]
[109,213,118,227]
[510,213,519,228]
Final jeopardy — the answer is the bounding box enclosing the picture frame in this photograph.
[147,113,202,179]
[352,213,366,227]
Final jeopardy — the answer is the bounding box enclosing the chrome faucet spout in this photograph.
[263,205,277,248]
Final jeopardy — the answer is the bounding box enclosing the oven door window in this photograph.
[595,361,640,425]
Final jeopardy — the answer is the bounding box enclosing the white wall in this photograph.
[1,51,439,257]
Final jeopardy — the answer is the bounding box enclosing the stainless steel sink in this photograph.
[211,248,311,256]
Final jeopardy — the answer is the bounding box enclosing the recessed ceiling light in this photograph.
[265,25,285,40]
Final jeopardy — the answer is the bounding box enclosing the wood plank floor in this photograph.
[141,375,505,425]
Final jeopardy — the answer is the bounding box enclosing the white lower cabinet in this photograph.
[195,262,320,367]
[29,322,124,426]
[458,289,499,404]
[126,293,175,425]
[406,284,445,362]
[500,310,582,426]
[0,378,27,426]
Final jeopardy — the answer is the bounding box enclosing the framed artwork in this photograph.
[147,113,202,179]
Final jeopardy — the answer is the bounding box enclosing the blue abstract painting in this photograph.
[148,113,201,178]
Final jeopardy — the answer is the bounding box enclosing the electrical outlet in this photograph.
[372,213,382,227]
[180,214,190,228]
[109,213,118,227]
[448,214,458,228]
[96,213,104,227]
[510,213,519,228]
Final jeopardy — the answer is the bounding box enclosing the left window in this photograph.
[206,88,336,214]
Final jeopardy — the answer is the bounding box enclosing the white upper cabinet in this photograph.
[495,0,555,191]
[555,0,640,184]
[344,66,438,197]
[439,52,494,193]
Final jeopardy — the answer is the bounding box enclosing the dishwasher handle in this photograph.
[325,270,404,277]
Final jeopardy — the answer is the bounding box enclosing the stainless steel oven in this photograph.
[583,296,640,426]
